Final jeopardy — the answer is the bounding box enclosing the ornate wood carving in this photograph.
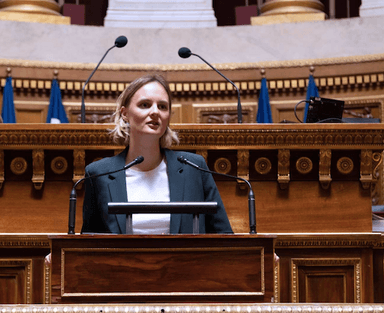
[0,259,32,304]
[319,149,332,189]
[0,150,4,190]
[32,149,45,190]
[73,149,85,186]
[237,150,249,189]
[360,150,373,190]
[278,149,290,189]
[291,258,361,303]
[0,303,384,313]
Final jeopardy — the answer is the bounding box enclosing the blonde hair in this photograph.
[110,74,179,148]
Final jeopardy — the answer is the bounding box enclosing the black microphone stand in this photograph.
[68,156,144,234]
[81,45,115,123]
[81,36,128,123]
[178,156,256,234]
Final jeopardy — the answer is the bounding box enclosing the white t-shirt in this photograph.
[125,159,171,234]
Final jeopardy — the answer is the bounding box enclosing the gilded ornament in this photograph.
[50,156,68,175]
[296,157,313,175]
[337,157,354,175]
[10,157,28,175]
[255,157,272,175]
[214,158,231,175]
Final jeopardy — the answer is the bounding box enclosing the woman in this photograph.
[81,74,232,234]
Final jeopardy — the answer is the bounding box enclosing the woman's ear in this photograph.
[121,107,128,122]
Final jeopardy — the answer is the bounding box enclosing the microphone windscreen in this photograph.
[178,47,192,59]
[136,156,144,164]
[115,36,128,48]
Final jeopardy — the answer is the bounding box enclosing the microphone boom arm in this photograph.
[191,53,243,124]
[68,156,144,234]
[81,45,116,123]
[178,156,256,234]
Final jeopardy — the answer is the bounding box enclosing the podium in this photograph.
[49,234,275,303]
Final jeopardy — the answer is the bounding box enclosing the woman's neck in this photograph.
[126,137,163,172]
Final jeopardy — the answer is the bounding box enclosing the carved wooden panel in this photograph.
[0,259,32,304]
[292,258,358,303]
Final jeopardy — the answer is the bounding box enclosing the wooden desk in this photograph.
[49,234,275,303]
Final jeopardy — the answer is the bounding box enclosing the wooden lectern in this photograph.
[49,234,275,304]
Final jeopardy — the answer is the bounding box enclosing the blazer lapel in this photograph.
[107,148,129,233]
[165,149,185,233]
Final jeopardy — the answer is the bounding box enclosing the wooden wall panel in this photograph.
[0,260,31,304]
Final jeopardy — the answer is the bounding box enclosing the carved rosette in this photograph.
[32,149,44,190]
[214,157,231,175]
[337,157,354,175]
[278,150,290,189]
[10,157,28,175]
[319,149,332,189]
[50,156,68,175]
[296,157,313,175]
[255,157,272,175]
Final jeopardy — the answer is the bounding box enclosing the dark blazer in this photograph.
[81,148,233,234]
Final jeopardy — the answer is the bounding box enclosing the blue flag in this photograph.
[256,77,273,123]
[303,74,319,123]
[46,79,68,123]
[1,76,16,123]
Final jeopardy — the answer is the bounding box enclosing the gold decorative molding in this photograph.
[1,304,384,313]
[32,149,44,190]
[0,235,50,247]
[275,235,379,248]
[2,53,384,71]
[0,0,61,15]
[0,0,70,24]
[44,262,50,304]
[278,149,290,189]
[274,254,279,303]
[260,0,325,15]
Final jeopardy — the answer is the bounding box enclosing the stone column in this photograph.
[0,0,70,24]
[104,0,217,28]
[360,0,384,17]
[251,0,326,25]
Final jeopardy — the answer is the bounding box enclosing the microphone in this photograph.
[178,47,243,124]
[80,35,128,123]
[177,155,256,234]
[68,155,144,234]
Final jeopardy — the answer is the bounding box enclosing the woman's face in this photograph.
[121,81,170,141]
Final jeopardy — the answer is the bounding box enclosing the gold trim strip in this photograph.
[2,53,384,70]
